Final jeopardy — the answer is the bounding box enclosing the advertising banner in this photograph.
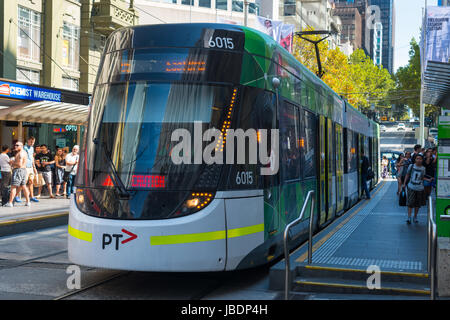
[255,16,295,53]
[423,6,450,67]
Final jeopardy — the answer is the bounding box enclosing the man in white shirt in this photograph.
[64,145,79,199]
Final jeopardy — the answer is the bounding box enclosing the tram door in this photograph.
[335,124,345,214]
[326,118,335,221]
[318,115,327,225]
[357,134,362,198]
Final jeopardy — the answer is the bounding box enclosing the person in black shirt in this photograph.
[35,144,55,198]
[411,144,422,164]
[360,150,370,200]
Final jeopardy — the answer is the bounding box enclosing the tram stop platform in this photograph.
[269,180,439,299]
[0,197,69,237]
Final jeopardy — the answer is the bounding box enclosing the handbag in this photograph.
[33,173,45,187]
[399,187,407,206]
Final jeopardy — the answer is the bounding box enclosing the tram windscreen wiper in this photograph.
[93,138,131,200]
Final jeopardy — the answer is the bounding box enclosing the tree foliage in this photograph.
[292,30,394,112]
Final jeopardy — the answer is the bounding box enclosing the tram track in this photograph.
[0,249,69,270]
[53,271,131,300]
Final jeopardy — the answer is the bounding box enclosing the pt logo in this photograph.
[102,229,138,250]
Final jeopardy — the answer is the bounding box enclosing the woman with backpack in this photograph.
[402,153,433,224]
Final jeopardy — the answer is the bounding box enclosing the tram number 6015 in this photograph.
[236,171,253,185]
[209,37,234,49]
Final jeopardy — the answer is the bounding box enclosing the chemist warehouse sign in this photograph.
[0,81,61,102]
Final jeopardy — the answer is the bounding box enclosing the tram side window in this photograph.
[280,101,301,181]
[302,110,316,178]
[347,130,357,173]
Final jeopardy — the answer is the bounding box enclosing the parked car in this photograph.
[397,123,406,131]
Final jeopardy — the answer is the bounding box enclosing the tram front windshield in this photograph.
[89,81,234,191]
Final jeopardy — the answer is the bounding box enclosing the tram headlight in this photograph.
[76,188,85,206]
[75,188,89,214]
[181,192,214,214]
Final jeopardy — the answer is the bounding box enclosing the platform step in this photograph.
[293,276,430,296]
[297,264,430,286]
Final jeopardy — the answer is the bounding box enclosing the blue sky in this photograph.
[394,0,437,72]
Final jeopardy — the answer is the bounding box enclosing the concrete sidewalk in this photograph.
[0,196,70,237]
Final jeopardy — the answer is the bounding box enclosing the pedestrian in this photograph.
[395,154,405,195]
[423,151,436,198]
[360,150,371,200]
[0,145,12,205]
[4,142,31,207]
[54,148,66,197]
[64,145,79,199]
[403,153,433,224]
[400,151,412,187]
[35,144,55,198]
[411,144,422,164]
[381,156,389,179]
[23,136,39,203]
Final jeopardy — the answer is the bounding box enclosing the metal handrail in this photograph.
[283,190,315,300]
[427,196,437,300]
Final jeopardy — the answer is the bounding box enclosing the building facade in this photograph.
[368,0,394,73]
[332,0,368,53]
[372,21,382,66]
[134,0,261,26]
[280,0,342,49]
[0,0,137,150]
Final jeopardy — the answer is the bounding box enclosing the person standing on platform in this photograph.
[0,145,12,205]
[360,150,371,200]
[411,144,422,164]
[403,153,433,224]
[381,156,389,179]
[64,145,79,199]
[396,154,405,195]
[54,148,66,197]
[35,144,55,198]
[24,137,39,203]
[4,142,30,207]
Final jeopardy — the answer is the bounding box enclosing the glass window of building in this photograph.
[199,0,211,7]
[284,0,296,16]
[249,2,259,14]
[62,76,79,91]
[17,6,41,62]
[232,0,243,12]
[16,68,40,85]
[216,0,227,10]
[62,22,80,71]
[181,0,193,4]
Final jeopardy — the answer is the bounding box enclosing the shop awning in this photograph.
[422,61,450,107]
[0,78,90,126]
[0,100,89,125]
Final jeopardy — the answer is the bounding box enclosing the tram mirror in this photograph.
[272,77,280,89]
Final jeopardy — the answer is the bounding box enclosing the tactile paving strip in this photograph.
[304,184,423,270]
